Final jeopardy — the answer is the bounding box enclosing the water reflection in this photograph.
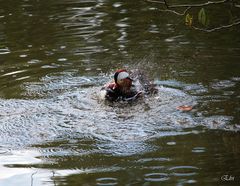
[0,0,240,185]
[0,129,239,185]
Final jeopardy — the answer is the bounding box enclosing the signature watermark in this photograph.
[221,174,235,182]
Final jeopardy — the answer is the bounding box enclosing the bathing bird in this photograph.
[101,69,142,101]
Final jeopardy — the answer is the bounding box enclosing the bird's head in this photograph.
[114,69,133,88]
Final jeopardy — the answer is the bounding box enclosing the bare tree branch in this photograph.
[146,0,230,8]
[163,0,169,8]
[192,20,240,32]
[146,0,240,32]
[158,7,191,16]
[168,0,230,8]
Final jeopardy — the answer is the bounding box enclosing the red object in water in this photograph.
[176,105,193,111]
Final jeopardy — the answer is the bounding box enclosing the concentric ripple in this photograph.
[0,73,235,155]
[144,173,170,182]
[169,166,199,177]
[96,177,118,186]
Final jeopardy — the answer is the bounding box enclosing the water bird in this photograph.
[100,69,157,101]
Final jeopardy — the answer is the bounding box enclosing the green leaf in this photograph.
[198,8,207,26]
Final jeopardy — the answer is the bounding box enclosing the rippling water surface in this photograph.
[0,0,240,185]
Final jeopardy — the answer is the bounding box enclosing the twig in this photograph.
[163,0,169,8]
[158,7,191,16]
[146,0,230,8]
[146,0,240,31]
[192,20,240,32]
[169,0,230,8]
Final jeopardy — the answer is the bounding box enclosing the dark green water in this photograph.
[0,0,240,185]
